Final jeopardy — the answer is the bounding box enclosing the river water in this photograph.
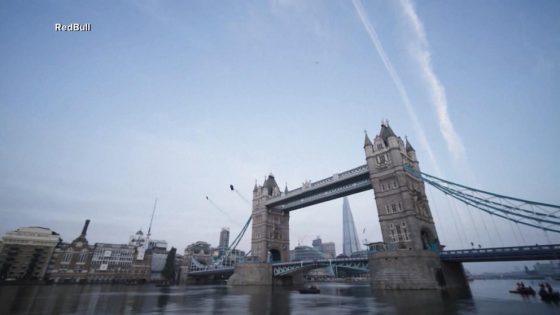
[0,280,558,314]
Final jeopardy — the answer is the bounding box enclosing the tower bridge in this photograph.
[226,121,462,289]
[188,121,560,290]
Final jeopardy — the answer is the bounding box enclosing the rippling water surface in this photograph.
[0,280,558,314]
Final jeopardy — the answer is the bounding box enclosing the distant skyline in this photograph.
[1,1,559,273]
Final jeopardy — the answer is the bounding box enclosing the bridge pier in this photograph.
[369,250,469,290]
[228,263,273,286]
[440,261,470,291]
[273,274,304,286]
[228,263,304,286]
[183,274,229,285]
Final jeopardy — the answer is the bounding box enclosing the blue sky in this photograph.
[1,0,559,273]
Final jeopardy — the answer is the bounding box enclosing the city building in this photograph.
[88,243,150,283]
[149,241,168,281]
[291,245,326,261]
[342,197,362,256]
[221,248,246,266]
[129,227,168,280]
[149,240,168,251]
[179,241,213,283]
[218,227,230,257]
[532,261,560,277]
[311,236,336,259]
[312,236,322,251]
[321,242,336,259]
[0,227,61,282]
[292,245,334,278]
[129,231,167,252]
[129,199,161,261]
[46,219,94,283]
[183,241,213,266]
[129,230,148,249]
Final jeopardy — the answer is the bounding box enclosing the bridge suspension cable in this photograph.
[404,165,560,234]
[212,215,252,267]
[210,184,254,267]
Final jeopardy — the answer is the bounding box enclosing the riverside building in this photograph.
[46,220,94,283]
[0,227,61,282]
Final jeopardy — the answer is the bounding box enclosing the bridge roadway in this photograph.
[187,244,560,277]
[439,243,560,262]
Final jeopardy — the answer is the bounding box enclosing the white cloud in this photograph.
[351,0,442,176]
[399,0,466,160]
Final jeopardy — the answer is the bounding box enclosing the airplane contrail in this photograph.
[399,0,466,160]
[351,0,443,176]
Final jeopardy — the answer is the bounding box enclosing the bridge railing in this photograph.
[273,257,368,267]
[440,244,560,256]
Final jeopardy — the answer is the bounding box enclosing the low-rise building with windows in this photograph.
[46,220,94,283]
[88,243,150,283]
[0,227,61,282]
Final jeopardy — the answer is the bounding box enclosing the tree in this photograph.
[161,247,177,284]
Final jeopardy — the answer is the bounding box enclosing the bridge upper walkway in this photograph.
[265,164,371,212]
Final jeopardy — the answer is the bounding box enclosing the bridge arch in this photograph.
[268,249,282,263]
[421,228,438,251]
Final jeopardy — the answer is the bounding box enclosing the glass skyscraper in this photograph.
[342,197,361,256]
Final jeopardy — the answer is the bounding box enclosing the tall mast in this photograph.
[147,198,157,240]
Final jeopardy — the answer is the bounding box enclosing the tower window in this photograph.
[395,224,402,241]
[389,224,398,242]
[391,204,397,213]
[401,222,410,241]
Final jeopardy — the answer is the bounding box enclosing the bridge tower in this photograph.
[229,174,293,286]
[364,121,467,290]
[250,174,290,263]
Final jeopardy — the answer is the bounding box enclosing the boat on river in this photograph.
[509,287,535,295]
[299,286,320,294]
[539,290,560,302]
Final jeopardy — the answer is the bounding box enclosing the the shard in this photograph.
[342,197,361,256]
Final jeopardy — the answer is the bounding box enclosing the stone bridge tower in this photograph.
[364,121,467,290]
[250,174,290,263]
[229,174,292,286]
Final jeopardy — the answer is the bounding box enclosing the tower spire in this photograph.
[405,136,415,152]
[364,130,372,147]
